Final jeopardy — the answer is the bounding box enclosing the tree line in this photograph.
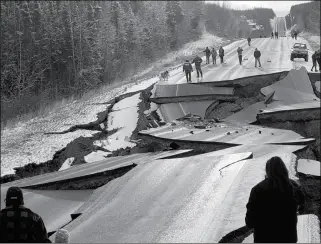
[1,1,276,123]
[285,1,320,34]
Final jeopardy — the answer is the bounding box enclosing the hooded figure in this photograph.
[219,46,225,64]
[247,37,251,46]
[245,156,305,243]
[183,59,193,83]
[0,187,51,243]
[211,47,217,64]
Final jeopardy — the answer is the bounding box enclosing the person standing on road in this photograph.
[183,59,193,83]
[211,47,217,65]
[219,46,225,64]
[316,49,321,72]
[294,31,297,40]
[245,156,305,243]
[204,47,211,64]
[311,51,318,72]
[0,187,51,243]
[254,48,262,67]
[237,47,243,65]
[191,55,203,78]
[271,32,274,39]
[247,37,251,46]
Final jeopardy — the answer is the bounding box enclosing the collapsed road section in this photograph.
[1,67,320,243]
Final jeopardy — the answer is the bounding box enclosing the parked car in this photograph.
[291,43,309,62]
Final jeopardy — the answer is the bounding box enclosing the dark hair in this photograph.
[186,60,189,62]
[265,156,294,194]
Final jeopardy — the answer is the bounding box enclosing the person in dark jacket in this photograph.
[204,47,211,64]
[237,47,243,65]
[245,157,305,243]
[254,48,261,67]
[247,37,251,46]
[0,187,51,243]
[316,49,321,71]
[219,46,224,64]
[211,47,217,64]
[183,59,193,83]
[276,31,279,39]
[311,51,318,72]
[191,55,203,78]
[294,31,297,40]
[271,32,274,39]
[245,156,305,243]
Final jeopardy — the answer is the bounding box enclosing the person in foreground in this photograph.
[245,156,305,243]
[0,186,51,243]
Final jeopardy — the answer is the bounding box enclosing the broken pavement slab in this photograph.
[60,147,313,243]
[297,159,321,177]
[159,100,218,122]
[260,67,319,103]
[151,83,236,104]
[257,100,320,122]
[0,187,92,233]
[58,152,254,243]
[139,122,315,146]
[1,151,193,188]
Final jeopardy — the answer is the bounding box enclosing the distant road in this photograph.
[164,17,314,85]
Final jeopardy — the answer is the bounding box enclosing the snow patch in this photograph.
[84,151,111,163]
[94,139,136,151]
[297,159,320,177]
[59,157,75,171]
[123,77,159,95]
[94,93,141,152]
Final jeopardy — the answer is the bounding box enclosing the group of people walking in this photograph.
[183,41,264,83]
[1,156,306,243]
[183,46,225,83]
[271,31,279,39]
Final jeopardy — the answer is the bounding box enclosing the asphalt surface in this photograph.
[162,18,316,85]
[2,150,192,188]
[61,146,311,243]
[140,122,315,146]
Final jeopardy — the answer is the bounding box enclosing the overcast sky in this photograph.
[206,1,312,17]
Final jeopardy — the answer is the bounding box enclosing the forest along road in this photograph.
[165,17,315,85]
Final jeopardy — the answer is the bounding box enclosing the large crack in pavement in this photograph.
[0,84,156,184]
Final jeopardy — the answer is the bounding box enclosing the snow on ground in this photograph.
[299,31,320,51]
[59,157,75,171]
[161,31,227,64]
[94,93,141,152]
[297,159,321,177]
[84,151,111,163]
[1,32,231,176]
[1,78,150,176]
[122,76,159,95]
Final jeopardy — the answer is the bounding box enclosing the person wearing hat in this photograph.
[0,186,51,243]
